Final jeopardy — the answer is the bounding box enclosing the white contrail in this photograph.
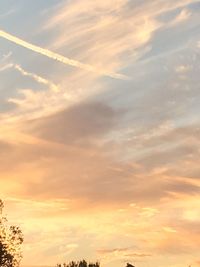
[0,29,129,80]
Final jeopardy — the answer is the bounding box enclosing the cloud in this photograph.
[175,64,191,73]
[97,247,151,258]
[97,247,131,254]
[0,9,16,19]
[28,101,120,144]
[0,63,13,72]
[0,140,12,153]
[162,227,177,233]
[169,9,192,26]
[124,253,151,258]
[154,222,200,255]
[194,260,200,267]
[1,1,200,266]
[0,29,129,80]
[0,51,12,62]
[0,62,59,92]
[14,64,59,92]
[44,0,161,69]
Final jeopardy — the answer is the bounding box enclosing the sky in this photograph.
[0,0,200,267]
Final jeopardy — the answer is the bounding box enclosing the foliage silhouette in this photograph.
[57,260,100,267]
[126,263,135,267]
[57,260,135,267]
[0,200,23,267]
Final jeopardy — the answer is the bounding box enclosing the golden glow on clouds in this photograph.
[1,0,200,267]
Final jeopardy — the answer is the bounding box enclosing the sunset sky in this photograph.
[0,1,200,267]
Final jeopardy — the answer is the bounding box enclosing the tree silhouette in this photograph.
[126,263,135,267]
[57,260,100,267]
[0,200,23,267]
[57,260,135,267]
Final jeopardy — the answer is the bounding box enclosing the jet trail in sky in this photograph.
[0,29,129,80]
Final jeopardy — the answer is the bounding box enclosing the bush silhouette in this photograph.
[0,200,23,267]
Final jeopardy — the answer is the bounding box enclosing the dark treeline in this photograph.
[57,261,135,267]
[57,260,100,267]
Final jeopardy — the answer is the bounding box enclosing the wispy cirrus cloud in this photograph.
[0,9,16,19]
[0,62,59,92]
[1,1,200,267]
